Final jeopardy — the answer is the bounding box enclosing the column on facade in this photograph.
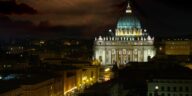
[97,49,106,66]
[105,49,112,65]
[101,50,105,65]
[147,48,154,60]
[141,47,145,62]
[123,49,127,64]
[126,49,130,62]
[137,48,144,62]
[111,49,116,64]
[108,49,112,65]
[118,49,122,64]
[133,48,138,62]
[127,49,133,62]
[137,49,141,62]
[144,48,148,62]
[116,49,123,64]
[116,49,119,64]
[121,49,123,64]
[121,49,124,64]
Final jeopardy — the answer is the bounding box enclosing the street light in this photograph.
[154,85,159,96]
[155,86,159,90]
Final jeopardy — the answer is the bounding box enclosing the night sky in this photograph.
[0,0,191,39]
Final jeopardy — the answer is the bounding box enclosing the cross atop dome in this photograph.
[126,2,132,13]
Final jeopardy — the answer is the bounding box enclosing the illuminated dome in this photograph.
[115,2,144,37]
[116,2,141,29]
[117,14,141,29]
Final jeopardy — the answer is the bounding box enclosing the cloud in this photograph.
[0,15,106,39]
[0,0,37,14]
[1,0,191,39]
[11,0,125,26]
[0,0,127,38]
[0,0,130,39]
[0,15,37,39]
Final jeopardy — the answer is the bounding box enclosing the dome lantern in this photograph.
[126,2,132,13]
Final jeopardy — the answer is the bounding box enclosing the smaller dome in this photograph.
[117,14,141,29]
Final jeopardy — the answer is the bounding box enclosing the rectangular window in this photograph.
[149,93,153,96]
[173,87,177,92]
[179,87,183,91]
[161,86,164,91]
[167,87,170,91]
[185,87,189,92]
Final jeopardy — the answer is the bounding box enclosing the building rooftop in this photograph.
[80,79,118,96]
[47,65,80,71]
[0,71,54,93]
[0,80,20,94]
[119,61,192,81]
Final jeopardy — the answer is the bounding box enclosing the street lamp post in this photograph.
[154,86,159,96]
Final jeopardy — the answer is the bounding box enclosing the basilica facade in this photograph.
[93,3,156,66]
